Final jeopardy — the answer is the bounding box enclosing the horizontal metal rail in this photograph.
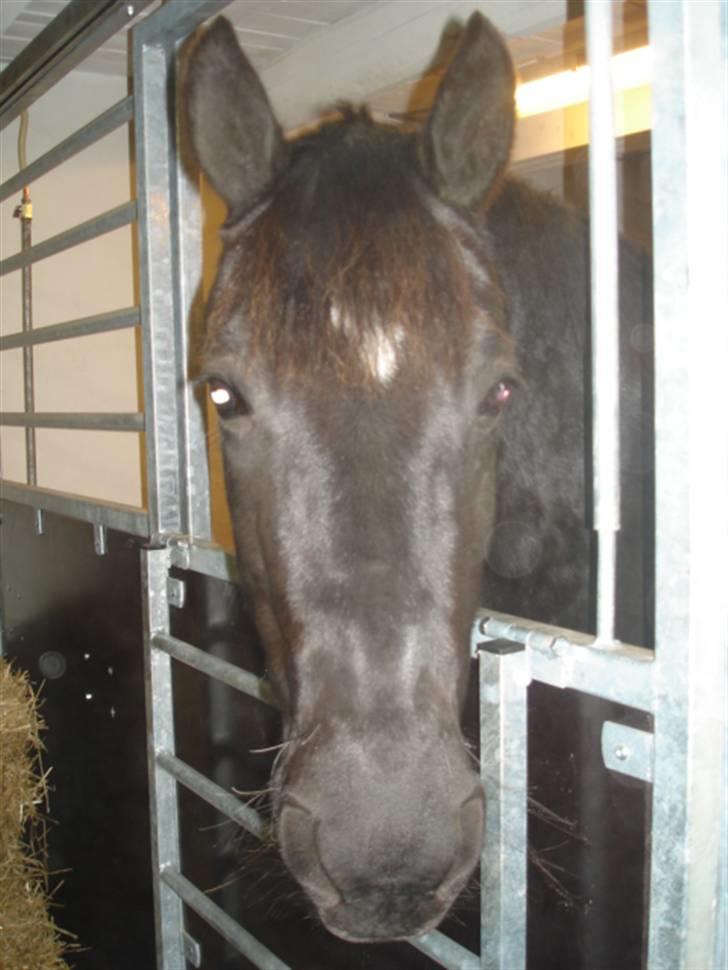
[0,200,136,276]
[0,0,155,129]
[156,750,267,840]
[474,610,655,713]
[0,97,133,202]
[152,632,276,707]
[410,931,480,970]
[169,536,237,583]
[151,594,482,969]
[165,540,654,711]
[0,306,140,351]
[160,867,291,970]
[0,479,148,536]
[1,411,144,432]
[160,848,470,970]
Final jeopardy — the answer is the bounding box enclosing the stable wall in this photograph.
[0,69,142,507]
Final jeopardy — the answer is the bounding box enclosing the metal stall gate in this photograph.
[1,0,726,968]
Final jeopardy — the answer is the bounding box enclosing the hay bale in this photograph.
[0,659,71,970]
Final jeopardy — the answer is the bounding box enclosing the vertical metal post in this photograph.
[647,1,728,967]
[93,523,108,556]
[585,0,620,644]
[141,545,186,970]
[478,641,528,970]
[134,13,212,545]
[169,44,211,542]
[134,31,183,540]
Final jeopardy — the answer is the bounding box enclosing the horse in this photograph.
[184,11,651,944]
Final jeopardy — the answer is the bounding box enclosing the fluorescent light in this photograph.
[515,46,652,119]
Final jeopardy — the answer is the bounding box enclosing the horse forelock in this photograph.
[207,112,501,386]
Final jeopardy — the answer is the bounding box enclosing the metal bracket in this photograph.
[93,523,108,556]
[169,536,191,571]
[167,576,186,610]
[601,721,654,782]
[182,930,201,968]
[471,616,494,658]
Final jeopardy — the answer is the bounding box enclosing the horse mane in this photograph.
[208,111,479,385]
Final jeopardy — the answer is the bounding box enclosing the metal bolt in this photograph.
[615,744,630,761]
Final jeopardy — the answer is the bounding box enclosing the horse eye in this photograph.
[208,380,248,418]
[479,379,515,417]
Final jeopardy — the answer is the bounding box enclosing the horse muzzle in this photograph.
[277,784,484,942]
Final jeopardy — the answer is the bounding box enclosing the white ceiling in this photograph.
[0,0,571,128]
[2,0,71,65]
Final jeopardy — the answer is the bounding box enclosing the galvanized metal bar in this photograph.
[474,610,654,713]
[647,1,728,968]
[0,307,140,351]
[1,411,144,432]
[160,867,291,970]
[93,523,108,556]
[0,480,149,536]
[0,201,137,276]
[167,39,211,540]
[132,6,212,543]
[409,930,479,970]
[133,29,183,539]
[0,97,134,203]
[0,0,155,130]
[585,0,621,644]
[142,546,186,970]
[478,641,528,970]
[152,632,275,707]
[156,750,266,839]
[169,537,237,583]
[716,805,727,970]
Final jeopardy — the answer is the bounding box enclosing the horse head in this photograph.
[185,12,517,941]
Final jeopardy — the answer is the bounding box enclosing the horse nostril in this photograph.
[277,780,485,941]
[435,786,485,904]
[277,801,341,909]
[460,787,485,841]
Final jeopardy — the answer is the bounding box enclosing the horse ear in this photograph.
[184,17,288,213]
[418,12,515,209]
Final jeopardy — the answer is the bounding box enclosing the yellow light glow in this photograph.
[516,46,652,119]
